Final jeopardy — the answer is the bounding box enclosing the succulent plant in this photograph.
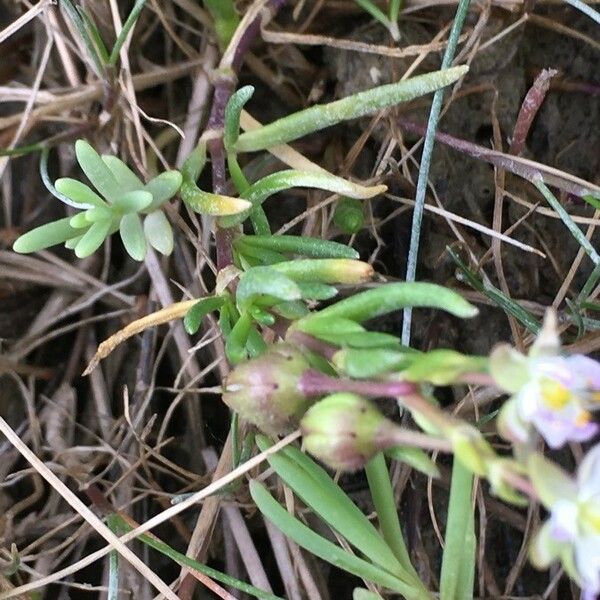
[13,140,182,261]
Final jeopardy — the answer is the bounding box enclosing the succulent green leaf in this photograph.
[248,305,276,326]
[55,178,108,208]
[220,170,386,228]
[234,239,287,265]
[302,282,478,324]
[75,140,120,202]
[235,66,469,153]
[65,234,84,249]
[334,347,415,378]
[296,282,338,301]
[271,259,373,284]
[144,171,183,211]
[237,234,359,259]
[13,217,82,253]
[225,86,255,151]
[272,300,310,320]
[225,312,254,364]
[74,219,111,257]
[236,267,302,310]
[69,212,92,229]
[102,155,144,191]
[181,142,207,182]
[184,296,225,334]
[144,211,173,256]
[295,317,401,348]
[181,180,252,216]
[120,213,147,261]
[85,206,113,223]
[112,190,153,214]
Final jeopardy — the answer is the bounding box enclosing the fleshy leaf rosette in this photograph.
[13,140,181,261]
[491,310,600,448]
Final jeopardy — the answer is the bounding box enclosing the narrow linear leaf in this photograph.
[238,234,359,259]
[184,296,225,334]
[108,0,147,66]
[220,170,386,228]
[255,437,409,580]
[448,248,539,333]
[225,86,255,150]
[301,282,478,324]
[235,66,468,153]
[225,312,254,364]
[439,459,476,600]
[365,454,419,577]
[113,515,282,600]
[60,0,105,75]
[13,217,81,253]
[249,480,418,598]
[271,259,374,284]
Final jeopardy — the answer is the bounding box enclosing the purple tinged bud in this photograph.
[222,344,311,436]
[300,393,397,472]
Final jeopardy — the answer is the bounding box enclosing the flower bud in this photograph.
[300,393,397,472]
[222,344,311,435]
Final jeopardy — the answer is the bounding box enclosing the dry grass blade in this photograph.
[0,1,51,45]
[0,431,300,599]
[83,299,198,375]
[0,417,179,600]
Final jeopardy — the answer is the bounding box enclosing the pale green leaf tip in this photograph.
[12,236,31,254]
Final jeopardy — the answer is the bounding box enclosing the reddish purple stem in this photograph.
[398,118,600,199]
[509,68,557,156]
[299,369,417,398]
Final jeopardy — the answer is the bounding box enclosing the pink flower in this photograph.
[491,311,600,448]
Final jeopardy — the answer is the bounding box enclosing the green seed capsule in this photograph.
[222,344,312,435]
[334,197,364,234]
